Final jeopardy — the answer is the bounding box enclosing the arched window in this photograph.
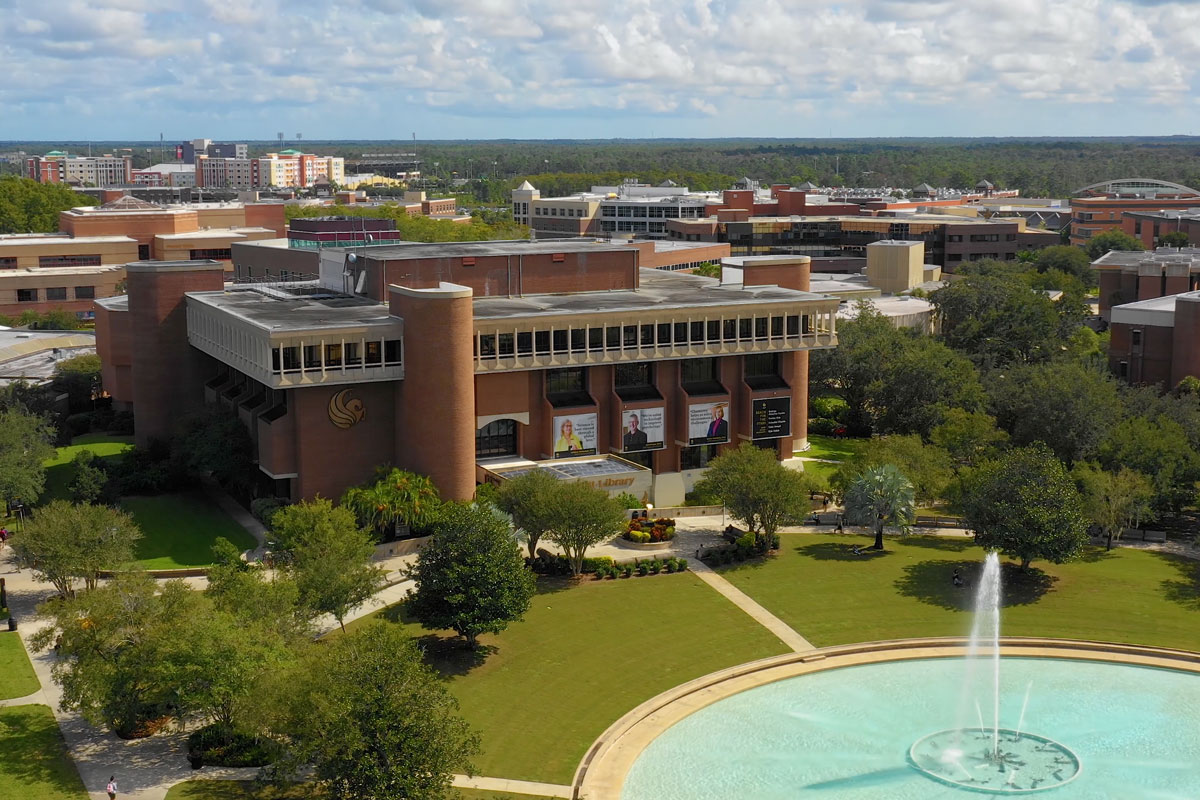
[476,419,518,458]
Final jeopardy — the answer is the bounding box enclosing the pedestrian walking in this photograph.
[106,776,117,799]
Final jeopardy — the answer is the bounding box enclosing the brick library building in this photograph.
[95,241,838,506]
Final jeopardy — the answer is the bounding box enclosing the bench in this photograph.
[915,516,966,529]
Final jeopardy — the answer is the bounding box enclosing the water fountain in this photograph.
[907,552,1082,794]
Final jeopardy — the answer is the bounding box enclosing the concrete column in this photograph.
[389,282,476,501]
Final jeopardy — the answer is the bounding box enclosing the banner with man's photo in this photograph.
[688,401,730,446]
[620,407,665,452]
[553,413,598,458]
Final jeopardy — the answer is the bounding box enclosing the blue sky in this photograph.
[3,0,1200,140]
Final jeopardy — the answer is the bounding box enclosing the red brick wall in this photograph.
[389,286,476,500]
[94,304,133,406]
[377,250,639,298]
[1171,296,1200,387]
[290,382,396,501]
[127,265,225,445]
[244,204,286,237]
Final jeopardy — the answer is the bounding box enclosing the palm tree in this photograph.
[844,465,916,550]
[341,467,440,538]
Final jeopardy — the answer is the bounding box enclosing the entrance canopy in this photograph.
[478,454,652,501]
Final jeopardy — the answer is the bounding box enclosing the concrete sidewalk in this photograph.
[688,558,815,652]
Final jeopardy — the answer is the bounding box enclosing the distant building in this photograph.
[132,163,197,188]
[195,151,346,190]
[178,139,248,163]
[1120,209,1200,249]
[26,152,133,187]
[287,217,404,250]
[1069,178,1200,248]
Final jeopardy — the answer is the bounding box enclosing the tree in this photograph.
[986,361,1123,465]
[12,501,141,596]
[930,408,1008,470]
[272,498,385,632]
[172,408,255,493]
[33,574,295,737]
[1085,230,1144,260]
[1160,231,1190,248]
[833,435,952,507]
[870,337,984,438]
[1073,463,1155,551]
[0,406,55,509]
[341,467,441,539]
[843,465,915,550]
[262,622,478,800]
[930,273,1063,367]
[69,449,107,504]
[692,261,721,278]
[52,353,102,413]
[1097,415,1200,514]
[1033,245,1093,284]
[496,468,563,559]
[810,303,907,435]
[0,175,97,234]
[962,445,1088,570]
[543,481,626,575]
[695,443,819,546]
[408,502,536,648]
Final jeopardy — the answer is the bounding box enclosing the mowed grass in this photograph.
[347,573,789,784]
[164,781,556,800]
[798,434,865,462]
[41,434,134,504]
[0,632,41,700]
[719,532,1200,651]
[0,705,87,800]
[122,492,257,569]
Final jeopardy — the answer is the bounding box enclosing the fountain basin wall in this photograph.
[574,638,1200,799]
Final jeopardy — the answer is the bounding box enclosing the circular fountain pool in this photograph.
[620,657,1200,799]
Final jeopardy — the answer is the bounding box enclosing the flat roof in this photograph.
[96,295,129,311]
[1110,292,1183,328]
[0,264,124,277]
[155,227,275,240]
[0,235,137,246]
[471,268,835,321]
[187,285,396,332]
[489,455,648,481]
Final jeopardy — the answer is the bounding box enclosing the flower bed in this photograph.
[622,516,677,544]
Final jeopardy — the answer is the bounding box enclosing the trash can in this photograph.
[7,617,17,632]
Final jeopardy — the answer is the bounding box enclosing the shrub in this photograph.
[581,555,614,573]
[622,565,633,578]
[649,559,661,574]
[637,563,649,576]
[684,486,721,506]
[250,497,289,528]
[810,396,849,422]
[614,491,642,509]
[109,410,135,435]
[677,558,688,572]
[623,516,676,543]
[808,417,841,436]
[65,412,93,438]
[186,723,281,768]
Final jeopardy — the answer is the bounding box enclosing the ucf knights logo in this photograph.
[328,389,366,429]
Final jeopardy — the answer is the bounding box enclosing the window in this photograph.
[384,339,402,364]
[681,445,720,470]
[45,287,67,301]
[281,346,300,370]
[745,352,786,389]
[0,257,16,268]
[1118,361,1129,380]
[344,342,361,365]
[74,286,95,299]
[615,362,659,400]
[546,367,590,406]
[517,332,533,355]
[137,245,150,260]
[365,341,382,365]
[17,288,38,302]
[478,334,496,357]
[499,332,515,356]
[476,419,518,458]
[947,235,962,243]
[38,254,100,268]
[1131,329,1143,347]
[189,248,233,260]
[681,357,723,393]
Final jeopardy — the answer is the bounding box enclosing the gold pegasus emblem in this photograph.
[328,389,366,429]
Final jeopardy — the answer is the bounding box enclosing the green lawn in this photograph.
[798,434,866,462]
[164,782,555,800]
[41,434,134,504]
[122,492,257,569]
[0,705,87,800]
[799,460,839,487]
[0,632,41,700]
[347,573,789,784]
[718,532,1200,651]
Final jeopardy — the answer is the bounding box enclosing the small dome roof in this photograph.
[516,180,536,190]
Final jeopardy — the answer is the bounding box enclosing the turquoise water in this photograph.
[621,658,1200,799]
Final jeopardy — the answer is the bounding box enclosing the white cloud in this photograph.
[4,0,1200,137]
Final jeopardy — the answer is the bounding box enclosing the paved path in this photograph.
[688,558,815,652]
[452,773,574,798]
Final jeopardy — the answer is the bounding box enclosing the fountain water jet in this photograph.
[908,552,1082,793]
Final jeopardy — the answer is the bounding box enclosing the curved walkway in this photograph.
[574,636,1200,799]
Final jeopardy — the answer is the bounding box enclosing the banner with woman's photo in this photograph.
[553,413,598,457]
[688,401,730,446]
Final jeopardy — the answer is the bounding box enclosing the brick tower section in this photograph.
[742,256,813,452]
[388,282,476,501]
[126,260,225,447]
